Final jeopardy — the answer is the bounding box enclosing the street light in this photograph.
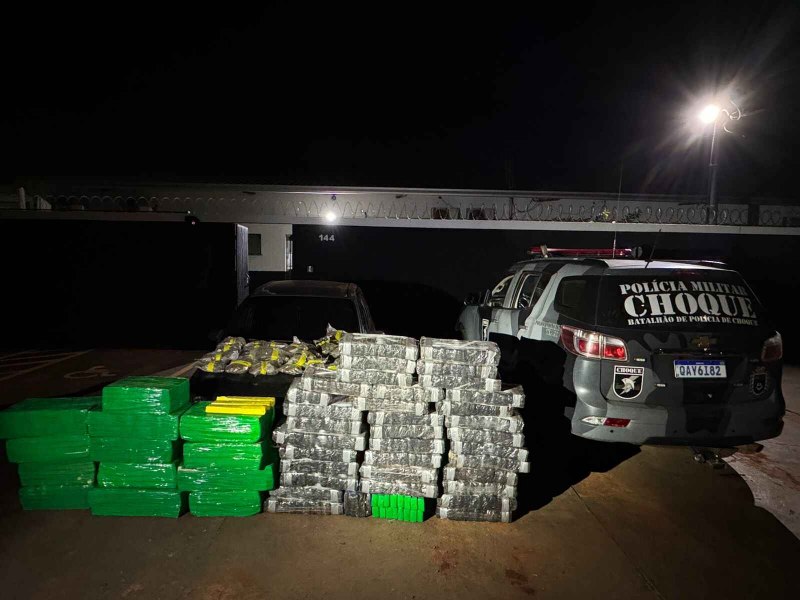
[698,104,721,125]
[696,97,744,224]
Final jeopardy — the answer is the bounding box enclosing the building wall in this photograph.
[244,223,292,271]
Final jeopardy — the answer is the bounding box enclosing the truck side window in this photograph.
[487,274,514,307]
[515,274,540,309]
[554,276,599,323]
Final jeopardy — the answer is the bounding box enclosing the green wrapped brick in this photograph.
[18,461,96,487]
[19,485,93,510]
[102,376,190,415]
[89,488,187,517]
[98,461,179,489]
[88,409,184,440]
[179,403,273,443]
[182,441,274,469]
[6,435,90,463]
[177,463,276,492]
[90,437,179,463]
[189,491,263,517]
[0,397,98,439]
[371,494,424,521]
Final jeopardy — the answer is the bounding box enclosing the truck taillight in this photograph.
[560,326,628,361]
[761,332,783,362]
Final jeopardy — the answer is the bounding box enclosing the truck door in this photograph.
[477,274,515,340]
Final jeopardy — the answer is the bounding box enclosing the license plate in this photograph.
[673,360,726,379]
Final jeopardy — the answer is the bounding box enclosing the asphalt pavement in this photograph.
[0,349,798,599]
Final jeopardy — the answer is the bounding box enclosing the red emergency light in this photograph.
[527,245,634,258]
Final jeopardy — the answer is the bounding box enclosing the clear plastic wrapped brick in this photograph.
[446,386,525,407]
[445,415,524,434]
[359,479,438,498]
[360,464,439,484]
[279,445,358,463]
[272,425,367,450]
[370,425,444,440]
[283,417,366,435]
[419,375,501,391]
[340,355,416,373]
[419,337,500,365]
[283,402,361,420]
[354,398,431,415]
[438,402,516,418]
[343,491,371,517]
[443,466,518,486]
[339,333,418,360]
[301,367,373,397]
[279,472,358,491]
[416,361,497,379]
[367,412,443,426]
[438,493,518,512]
[19,485,93,510]
[448,451,530,472]
[369,438,445,454]
[266,496,343,514]
[436,507,512,522]
[364,450,442,468]
[373,384,443,403]
[451,442,529,462]
[269,486,342,503]
[286,384,335,406]
[280,459,359,477]
[337,369,414,387]
[443,480,517,497]
[446,427,525,447]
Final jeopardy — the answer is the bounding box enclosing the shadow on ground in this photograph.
[514,372,641,514]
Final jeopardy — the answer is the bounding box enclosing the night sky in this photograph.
[6,2,800,198]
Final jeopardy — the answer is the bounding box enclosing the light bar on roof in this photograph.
[527,245,633,258]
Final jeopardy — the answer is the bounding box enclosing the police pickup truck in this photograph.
[457,246,785,446]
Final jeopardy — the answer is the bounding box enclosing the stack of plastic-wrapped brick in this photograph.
[418,338,529,522]
[268,366,369,515]
[339,334,444,506]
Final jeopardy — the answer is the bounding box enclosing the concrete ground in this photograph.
[0,349,799,599]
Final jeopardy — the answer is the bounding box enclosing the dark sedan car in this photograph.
[194,280,376,398]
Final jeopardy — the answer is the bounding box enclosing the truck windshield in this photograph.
[229,296,360,340]
[597,270,765,330]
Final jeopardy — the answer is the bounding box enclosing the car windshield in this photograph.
[597,269,766,330]
[228,296,359,340]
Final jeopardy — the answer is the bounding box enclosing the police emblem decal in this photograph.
[613,366,645,399]
[750,367,768,396]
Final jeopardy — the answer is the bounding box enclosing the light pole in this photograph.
[697,99,743,224]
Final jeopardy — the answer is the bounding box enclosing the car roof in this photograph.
[511,257,731,272]
[252,280,358,299]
